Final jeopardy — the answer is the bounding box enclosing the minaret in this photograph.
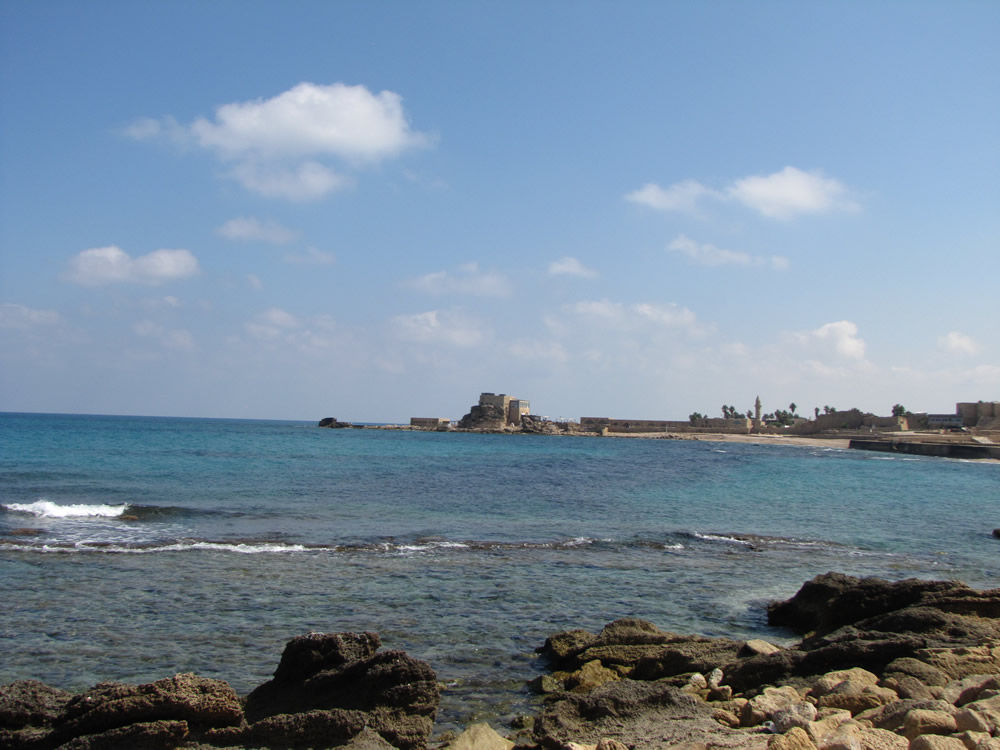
[754,395,762,432]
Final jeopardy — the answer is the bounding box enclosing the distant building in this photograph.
[478,392,530,426]
[410,417,450,428]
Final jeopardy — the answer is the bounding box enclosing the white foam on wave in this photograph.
[0,540,310,554]
[394,541,470,552]
[661,543,684,551]
[694,532,751,546]
[2,500,129,518]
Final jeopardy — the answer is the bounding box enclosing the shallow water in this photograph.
[2,413,998,730]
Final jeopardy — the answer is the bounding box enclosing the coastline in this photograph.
[5,573,1000,750]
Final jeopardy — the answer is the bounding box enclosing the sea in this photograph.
[1,412,998,732]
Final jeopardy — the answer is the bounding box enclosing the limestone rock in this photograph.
[771,701,818,733]
[909,736,968,750]
[817,682,899,715]
[884,659,952,687]
[741,686,803,727]
[769,726,817,750]
[445,722,514,750]
[566,660,621,693]
[902,709,959,740]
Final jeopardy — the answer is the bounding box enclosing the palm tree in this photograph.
[789,402,797,416]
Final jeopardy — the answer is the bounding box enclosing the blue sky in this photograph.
[1,1,997,422]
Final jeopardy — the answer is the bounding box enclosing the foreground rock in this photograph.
[529,574,1000,750]
[0,631,439,750]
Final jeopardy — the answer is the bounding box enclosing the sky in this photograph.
[1,1,998,422]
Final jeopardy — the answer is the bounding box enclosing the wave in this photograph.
[2,500,129,518]
[0,529,851,558]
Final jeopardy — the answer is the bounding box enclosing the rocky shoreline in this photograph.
[3,573,1000,750]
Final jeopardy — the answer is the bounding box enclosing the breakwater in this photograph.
[849,438,1000,460]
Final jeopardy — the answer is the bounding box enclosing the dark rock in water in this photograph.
[272,631,382,682]
[319,417,353,428]
[58,718,189,750]
[0,632,438,750]
[531,680,721,749]
[246,646,439,750]
[57,673,243,739]
[766,572,958,637]
[0,679,73,729]
[993,528,1000,539]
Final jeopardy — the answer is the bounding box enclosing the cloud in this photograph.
[667,234,788,270]
[132,320,195,351]
[188,82,428,161]
[127,82,430,200]
[938,331,981,355]
[284,247,335,265]
[229,160,350,200]
[65,246,199,286]
[626,167,859,220]
[548,256,598,279]
[793,320,867,360]
[0,303,61,329]
[245,307,299,340]
[216,217,299,244]
[391,309,484,347]
[566,299,705,336]
[727,166,859,220]
[403,263,511,297]
[626,180,715,214]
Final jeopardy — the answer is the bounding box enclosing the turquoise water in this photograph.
[1,412,998,730]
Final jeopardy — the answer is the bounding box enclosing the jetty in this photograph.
[849,437,1000,460]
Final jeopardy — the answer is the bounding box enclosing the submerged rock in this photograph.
[0,632,439,750]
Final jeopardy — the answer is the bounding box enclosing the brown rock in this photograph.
[769,726,817,750]
[881,675,939,702]
[909,736,968,750]
[917,645,1000,681]
[741,686,802,727]
[566,661,621,693]
[58,673,243,738]
[818,683,899,715]
[884,658,952,687]
[857,726,909,750]
[902,709,959,740]
[57,719,189,750]
[954,709,994,734]
[0,679,74,729]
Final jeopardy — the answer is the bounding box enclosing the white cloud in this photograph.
[668,234,789,270]
[132,320,195,351]
[128,82,429,201]
[633,302,698,329]
[938,331,980,355]
[65,246,199,286]
[245,307,299,340]
[548,256,598,279]
[508,338,569,363]
[794,320,867,360]
[216,217,299,244]
[284,247,335,265]
[391,310,484,347]
[189,82,428,161]
[0,303,61,329]
[403,263,511,297]
[727,167,859,220]
[247,274,263,290]
[626,180,715,214]
[230,160,350,200]
[626,167,859,220]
